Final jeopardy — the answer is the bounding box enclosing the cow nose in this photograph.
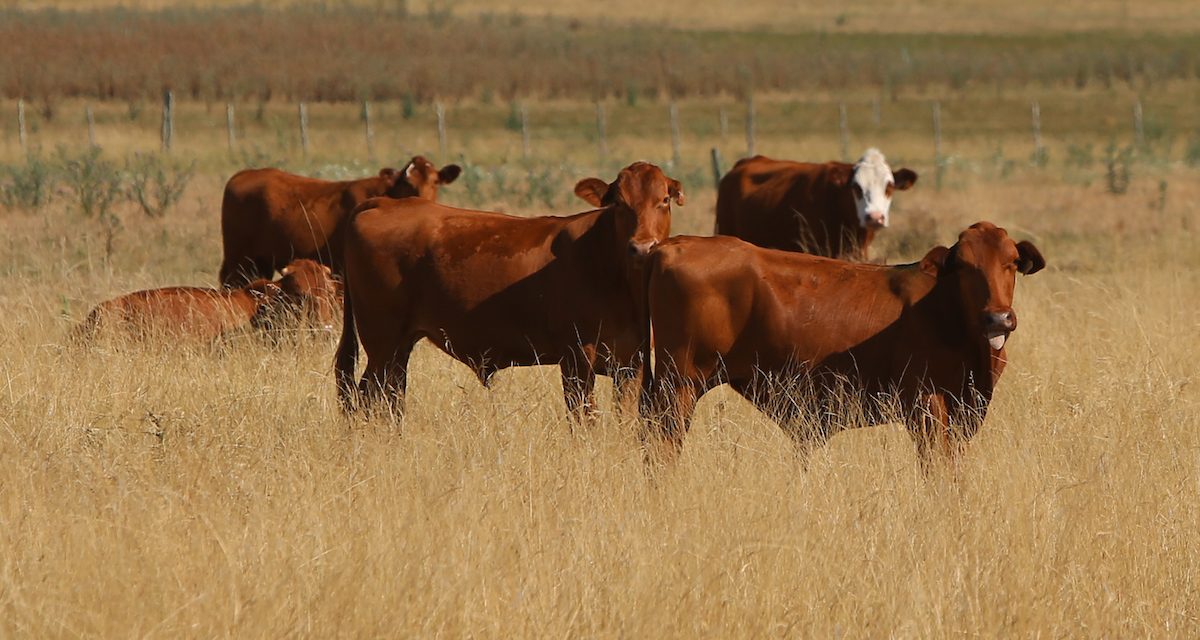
[866,211,886,228]
[983,309,1017,332]
[628,240,656,258]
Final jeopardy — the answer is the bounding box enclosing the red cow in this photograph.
[219,156,460,286]
[644,222,1045,467]
[335,162,682,422]
[715,148,917,260]
[77,259,339,343]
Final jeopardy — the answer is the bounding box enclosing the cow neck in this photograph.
[359,176,391,199]
[574,205,635,281]
[924,270,1000,399]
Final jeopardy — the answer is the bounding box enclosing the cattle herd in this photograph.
[79,148,1045,468]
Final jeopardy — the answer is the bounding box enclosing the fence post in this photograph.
[298,102,309,157]
[745,95,756,157]
[86,105,96,148]
[710,147,723,190]
[838,102,850,161]
[595,101,608,161]
[226,103,236,152]
[669,102,682,167]
[718,106,728,140]
[435,102,447,158]
[1133,99,1145,149]
[932,101,943,190]
[17,99,26,151]
[161,90,174,152]
[363,100,375,161]
[1031,100,1044,165]
[871,96,881,127]
[520,103,530,160]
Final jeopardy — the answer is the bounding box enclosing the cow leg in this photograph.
[643,377,699,467]
[360,342,413,420]
[906,392,958,475]
[611,362,644,422]
[561,350,598,429]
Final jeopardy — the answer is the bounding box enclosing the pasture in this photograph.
[2,2,1199,636]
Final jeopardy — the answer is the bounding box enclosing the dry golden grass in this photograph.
[9,0,1199,34]
[1,142,1198,634]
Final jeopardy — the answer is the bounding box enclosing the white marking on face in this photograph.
[404,161,418,182]
[851,148,896,229]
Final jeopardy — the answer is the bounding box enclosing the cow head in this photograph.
[276,259,341,328]
[380,156,461,200]
[840,148,917,230]
[920,222,1045,353]
[574,161,681,259]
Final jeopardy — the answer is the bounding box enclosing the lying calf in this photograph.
[76,259,339,344]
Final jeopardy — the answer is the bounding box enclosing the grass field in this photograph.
[2,1,1200,636]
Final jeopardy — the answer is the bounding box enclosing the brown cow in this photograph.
[335,162,682,422]
[77,259,340,343]
[219,156,461,287]
[714,148,917,260]
[643,222,1044,467]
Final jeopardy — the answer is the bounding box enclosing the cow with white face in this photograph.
[851,148,916,230]
[715,148,918,260]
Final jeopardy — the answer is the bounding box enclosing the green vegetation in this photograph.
[2,6,1199,105]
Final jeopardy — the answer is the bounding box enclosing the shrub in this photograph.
[1104,140,1132,195]
[0,152,57,211]
[57,147,125,219]
[126,153,195,218]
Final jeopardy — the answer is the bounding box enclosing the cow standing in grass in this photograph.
[715,148,917,260]
[643,222,1045,467]
[335,162,682,424]
[219,157,461,287]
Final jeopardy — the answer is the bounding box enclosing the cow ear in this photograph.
[668,178,685,206]
[893,168,918,190]
[920,245,951,277]
[438,164,462,185]
[379,168,399,185]
[574,178,608,207]
[1016,240,1045,275]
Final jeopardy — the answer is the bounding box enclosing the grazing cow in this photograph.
[77,259,339,343]
[644,222,1044,466]
[335,162,682,422]
[219,156,461,287]
[714,148,917,260]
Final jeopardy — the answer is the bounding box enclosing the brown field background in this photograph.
[2,2,1200,636]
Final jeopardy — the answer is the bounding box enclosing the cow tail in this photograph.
[334,277,359,411]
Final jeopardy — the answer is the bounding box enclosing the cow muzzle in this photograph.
[628,240,657,258]
[982,309,1017,351]
[865,211,887,229]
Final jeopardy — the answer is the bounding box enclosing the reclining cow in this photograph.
[77,259,339,344]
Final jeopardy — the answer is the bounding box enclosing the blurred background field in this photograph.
[1,1,1198,636]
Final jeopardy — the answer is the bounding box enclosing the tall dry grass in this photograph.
[1,157,1197,634]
